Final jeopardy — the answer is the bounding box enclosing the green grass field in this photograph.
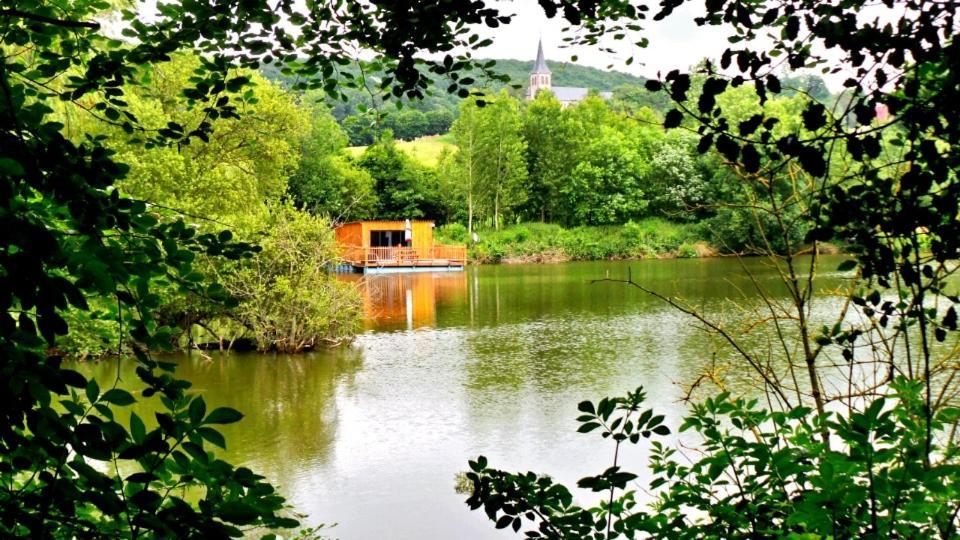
[346,134,456,166]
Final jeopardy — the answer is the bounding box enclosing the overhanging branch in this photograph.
[0,9,100,30]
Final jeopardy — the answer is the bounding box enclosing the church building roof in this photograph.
[551,87,613,102]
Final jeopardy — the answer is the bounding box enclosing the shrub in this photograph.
[224,205,362,351]
[56,306,121,360]
[465,221,711,262]
[437,222,469,244]
[676,242,698,258]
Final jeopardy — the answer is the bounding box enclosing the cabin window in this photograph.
[370,230,407,247]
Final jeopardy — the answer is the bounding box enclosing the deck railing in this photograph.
[339,245,467,266]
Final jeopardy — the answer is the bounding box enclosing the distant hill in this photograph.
[478,58,646,91]
[260,58,650,144]
[261,58,646,112]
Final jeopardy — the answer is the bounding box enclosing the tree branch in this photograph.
[0,9,100,30]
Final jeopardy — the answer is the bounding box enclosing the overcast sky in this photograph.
[475,1,727,79]
[470,1,849,92]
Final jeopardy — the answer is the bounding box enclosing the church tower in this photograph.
[527,39,552,100]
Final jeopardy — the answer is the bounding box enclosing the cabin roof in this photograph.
[336,219,435,228]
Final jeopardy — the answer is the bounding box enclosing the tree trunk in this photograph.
[468,191,474,237]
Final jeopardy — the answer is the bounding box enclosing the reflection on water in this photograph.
[338,272,468,331]
[78,258,852,539]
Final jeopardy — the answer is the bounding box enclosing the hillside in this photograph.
[478,58,645,91]
[261,58,645,113]
[261,59,651,144]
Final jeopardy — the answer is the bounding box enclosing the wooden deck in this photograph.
[340,245,467,269]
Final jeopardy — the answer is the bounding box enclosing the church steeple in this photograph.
[527,38,552,100]
[532,39,551,74]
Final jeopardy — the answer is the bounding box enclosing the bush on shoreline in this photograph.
[436,220,712,263]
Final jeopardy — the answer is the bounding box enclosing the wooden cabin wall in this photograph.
[411,221,434,250]
[336,220,437,250]
[335,222,363,247]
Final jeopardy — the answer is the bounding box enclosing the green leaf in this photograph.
[0,157,25,176]
[218,501,260,524]
[578,422,601,433]
[130,412,146,444]
[85,379,100,404]
[204,407,244,425]
[664,109,683,129]
[189,396,207,424]
[577,400,595,414]
[198,427,226,449]
[125,472,158,483]
[838,259,857,272]
[101,388,136,406]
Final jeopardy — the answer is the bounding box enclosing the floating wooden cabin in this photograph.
[334,220,467,273]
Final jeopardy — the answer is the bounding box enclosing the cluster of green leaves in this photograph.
[467,387,670,538]
[218,204,362,353]
[468,379,960,538]
[287,91,379,222]
[354,132,448,221]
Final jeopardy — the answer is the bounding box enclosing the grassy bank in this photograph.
[435,220,717,263]
[347,134,455,166]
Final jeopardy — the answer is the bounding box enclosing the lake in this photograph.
[81,257,851,538]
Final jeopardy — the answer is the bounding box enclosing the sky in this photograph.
[469,0,850,92]
[474,1,728,80]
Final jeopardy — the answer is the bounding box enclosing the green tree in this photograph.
[342,113,378,146]
[69,54,308,220]
[477,91,528,230]
[288,96,378,221]
[425,107,455,135]
[522,91,578,222]
[643,131,705,219]
[449,95,491,235]
[780,73,831,102]
[561,127,648,225]
[357,131,434,219]
[610,83,672,114]
[388,109,428,140]
[219,204,362,352]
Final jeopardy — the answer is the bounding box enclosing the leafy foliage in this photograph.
[219,205,362,352]
[287,95,377,222]
[468,380,960,538]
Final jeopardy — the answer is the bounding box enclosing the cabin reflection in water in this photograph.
[337,272,468,331]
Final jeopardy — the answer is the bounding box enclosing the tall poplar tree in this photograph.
[477,91,527,230]
[450,97,486,236]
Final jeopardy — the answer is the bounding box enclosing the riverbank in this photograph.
[435,220,719,264]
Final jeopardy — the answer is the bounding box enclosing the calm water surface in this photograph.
[82,258,850,538]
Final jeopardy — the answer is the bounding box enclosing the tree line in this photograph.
[292,76,833,255]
